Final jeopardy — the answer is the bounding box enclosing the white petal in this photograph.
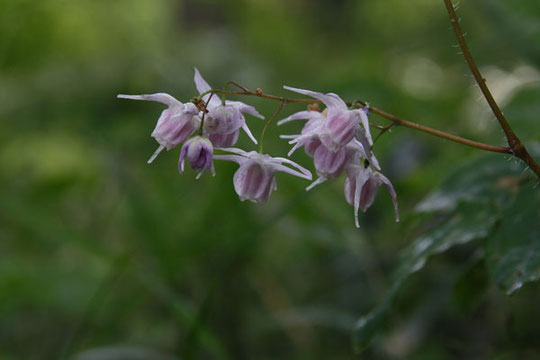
[272,163,312,180]
[118,93,181,107]
[147,145,165,164]
[215,147,250,156]
[271,157,313,180]
[194,67,212,94]
[283,86,347,110]
[213,154,246,164]
[355,109,373,146]
[373,172,400,222]
[241,123,258,144]
[306,176,327,191]
[277,111,319,126]
[279,134,299,139]
[226,100,265,119]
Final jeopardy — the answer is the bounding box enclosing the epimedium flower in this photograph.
[213,148,312,204]
[281,86,373,152]
[117,93,201,163]
[178,136,214,179]
[306,138,378,191]
[344,164,399,228]
[194,68,264,146]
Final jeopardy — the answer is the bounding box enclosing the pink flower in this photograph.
[280,86,372,152]
[194,68,264,146]
[213,148,312,204]
[179,136,214,178]
[344,164,399,228]
[117,93,200,163]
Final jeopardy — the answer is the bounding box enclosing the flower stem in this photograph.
[206,88,511,155]
[443,0,540,177]
[260,100,287,154]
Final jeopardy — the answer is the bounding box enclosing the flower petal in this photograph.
[283,86,347,110]
[117,93,181,107]
[373,172,400,222]
[194,67,212,94]
[277,110,320,126]
[226,100,265,119]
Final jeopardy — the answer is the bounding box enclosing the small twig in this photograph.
[260,100,287,153]
[373,122,398,144]
[443,0,540,177]
[199,92,216,135]
[225,80,250,92]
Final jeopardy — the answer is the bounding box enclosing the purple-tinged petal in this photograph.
[213,154,246,164]
[226,100,265,119]
[373,172,400,222]
[241,122,258,145]
[269,161,312,181]
[117,93,181,107]
[277,110,321,126]
[179,136,214,177]
[306,176,328,191]
[283,86,347,111]
[319,111,358,152]
[209,130,239,148]
[233,159,275,204]
[313,145,347,179]
[194,67,212,94]
[205,105,244,134]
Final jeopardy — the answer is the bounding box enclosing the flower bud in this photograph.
[152,103,200,150]
[179,136,214,178]
[205,105,244,135]
[233,159,275,204]
[117,93,201,163]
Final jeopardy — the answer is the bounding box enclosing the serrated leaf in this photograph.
[485,184,540,295]
[353,202,499,352]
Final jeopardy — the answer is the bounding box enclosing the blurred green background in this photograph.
[1,0,539,359]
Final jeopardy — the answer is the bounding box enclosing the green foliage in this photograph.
[486,184,540,295]
[354,151,540,352]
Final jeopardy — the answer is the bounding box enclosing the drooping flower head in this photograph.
[344,164,399,228]
[117,93,201,163]
[179,136,214,178]
[214,148,312,204]
[194,68,264,147]
[281,86,373,152]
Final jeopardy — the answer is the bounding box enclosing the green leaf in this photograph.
[353,202,499,352]
[415,155,525,213]
[485,184,540,295]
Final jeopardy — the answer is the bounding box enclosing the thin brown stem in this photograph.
[260,100,287,153]
[443,0,540,176]
[370,107,511,154]
[205,88,512,154]
[373,122,398,144]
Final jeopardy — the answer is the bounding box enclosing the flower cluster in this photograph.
[118,69,398,227]
[278,86,399,227]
